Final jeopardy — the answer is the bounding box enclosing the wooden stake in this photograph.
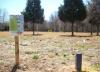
[15,36,19,65]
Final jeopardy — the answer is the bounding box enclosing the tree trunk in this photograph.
[56,24,58,32]
[76,23,78,32]
[97,24,99,36]
[58,23,61,32]
[82,24,84,32]
[91,24,93,36]
[54,23,56,32]
[33,23,35,35]
[71,22,74,36]
[64,23,66,32]
[36,24,39,32]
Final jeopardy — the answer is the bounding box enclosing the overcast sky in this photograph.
[0,0,88,21]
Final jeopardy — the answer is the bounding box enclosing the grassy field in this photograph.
[0,32,100,72]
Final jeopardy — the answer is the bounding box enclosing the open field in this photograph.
[0,32,100,72]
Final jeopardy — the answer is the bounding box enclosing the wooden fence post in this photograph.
[15,36,19,65]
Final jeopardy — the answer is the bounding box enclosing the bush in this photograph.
[48,28,52,32]
[32,54,39,59]
[32,52,39,60]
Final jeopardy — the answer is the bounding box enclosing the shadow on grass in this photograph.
[72,71,89,72]
[11,64,19,72]
[60,35,93,37]
[24,34,43,36]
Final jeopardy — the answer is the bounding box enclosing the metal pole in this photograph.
[76,53,82,72]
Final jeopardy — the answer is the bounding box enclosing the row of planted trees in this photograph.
[88,0,100,36]
[22,0,100,36]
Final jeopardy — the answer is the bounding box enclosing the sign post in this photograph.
[10,15,24,65]
[15,36,19,65]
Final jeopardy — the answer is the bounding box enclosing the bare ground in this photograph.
[0,32,100,72]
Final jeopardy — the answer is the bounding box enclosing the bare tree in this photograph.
[0,9,8,31]
[88,0,100,36]
[49,12,63,32]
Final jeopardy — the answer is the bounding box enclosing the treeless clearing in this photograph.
[0,32,99,72]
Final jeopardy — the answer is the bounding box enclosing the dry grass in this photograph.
[0,32,99,72]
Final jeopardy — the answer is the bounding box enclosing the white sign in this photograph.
[10,15,24,35]
[16,15,24,33]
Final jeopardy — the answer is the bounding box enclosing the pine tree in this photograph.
[58,0,87,36]
[23,0,44,35]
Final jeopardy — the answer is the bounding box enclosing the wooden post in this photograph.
[15,36,19,65]
[76,53,82,72]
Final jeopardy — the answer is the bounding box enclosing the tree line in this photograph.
[0,0,100,36]
[22,0,100,36]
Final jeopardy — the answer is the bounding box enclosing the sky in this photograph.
[0,0,88,21]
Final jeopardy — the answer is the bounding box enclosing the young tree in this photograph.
[58,0,87,36]
[23,0,44,35]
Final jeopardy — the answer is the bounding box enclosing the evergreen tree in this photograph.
[58,0,87,36]
[23,0,44,35]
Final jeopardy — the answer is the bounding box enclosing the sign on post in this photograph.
[9,15,24,35]
[10,15,24,65]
